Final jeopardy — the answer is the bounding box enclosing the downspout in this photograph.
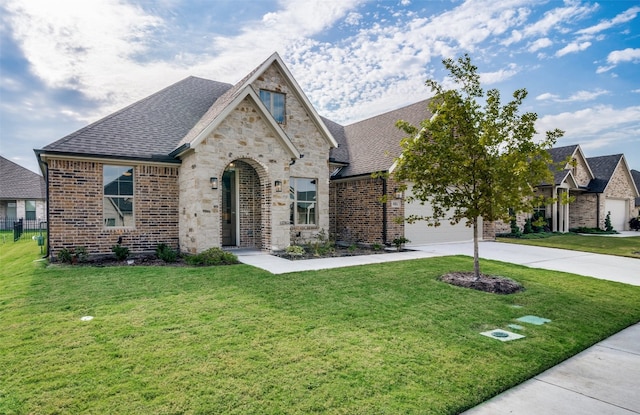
[381,176,387,245]
[596,193,601,229]
[43,160,50,259]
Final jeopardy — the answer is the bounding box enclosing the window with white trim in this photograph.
[25,200,36,221]
[290,178,317,226]
[259,89,285,123]
[103,165,134,227]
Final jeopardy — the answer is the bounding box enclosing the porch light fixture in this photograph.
[274,180,283,192]
[394,188,403,199]
[210,177,219,190]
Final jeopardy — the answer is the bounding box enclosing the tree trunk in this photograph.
[473,217,480,279]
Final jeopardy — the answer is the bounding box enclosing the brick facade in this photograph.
[47,159,179,258]
[330,177,404,245]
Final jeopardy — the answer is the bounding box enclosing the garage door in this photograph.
[605,199,627,231]
[403,186,477,245]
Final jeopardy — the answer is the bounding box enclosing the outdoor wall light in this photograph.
[394,188,403,199]
[210,177,219,190]
[274,180,283,192]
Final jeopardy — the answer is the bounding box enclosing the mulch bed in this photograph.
[439,272,524,294]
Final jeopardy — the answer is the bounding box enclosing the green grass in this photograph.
[1,239,640,414]
[497,233,640,258]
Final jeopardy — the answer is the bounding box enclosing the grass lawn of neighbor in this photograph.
[2,238,640,414]
[497,233,640,258]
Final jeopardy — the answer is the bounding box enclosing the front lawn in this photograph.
[497,233,640,258]
[1,239,640,414]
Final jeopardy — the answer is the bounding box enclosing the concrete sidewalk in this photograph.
[462,322,640,415]
[236,241,640,414]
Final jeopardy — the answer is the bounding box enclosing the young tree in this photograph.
[393,54,564,278]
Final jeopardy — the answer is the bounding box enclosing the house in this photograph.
[485,144,639,236]
[586,154,639,230]
[36,53,341,257]
[36,52,483,259]
[0,156,46,231]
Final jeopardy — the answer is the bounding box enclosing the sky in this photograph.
[1,0,639,175]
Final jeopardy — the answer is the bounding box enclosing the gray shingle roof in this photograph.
[331,99,432,178]
[40,76,232,161]
[0,156,46,199]
[586,154,623,193]
[548,144,578,164]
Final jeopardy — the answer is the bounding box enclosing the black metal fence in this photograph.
[0,217,47,241]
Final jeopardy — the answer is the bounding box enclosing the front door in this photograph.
[222,170,237,246]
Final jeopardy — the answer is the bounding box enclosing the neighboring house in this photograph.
[0,156,47,230]
[485,144,639,236]
[632,169,640,217]
[586,154,639,231]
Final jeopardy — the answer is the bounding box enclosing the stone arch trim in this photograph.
[220,156,272,250]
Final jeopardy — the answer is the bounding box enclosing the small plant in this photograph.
[523,218,533,234]
[156,243,178,263]
[392,237,410,250]
[348,244,358,254]
[285,245,305,257]
[111,244,130,261]
[604,211,614,232]
[372,243,383,251]
[630,217,640,231]
[57,248,73,264]
[74,246,89,263]
[57,247,89,264]
[184,247,238,266]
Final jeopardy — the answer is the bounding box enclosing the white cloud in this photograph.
[535,89,608,102]
[536,105,640,149]
[596,48,640,73]
[480,64,518,85]
[555,41,591,57]
[527,37,552,52]
[536,92,559,101]
[522,2,597,38]
[576,6,640,36]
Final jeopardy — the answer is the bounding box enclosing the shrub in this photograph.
[523,218,533,234]
[111,244,130,261]
[156,243,178,263]
[630,217,640,231]
[392,237,410,250]
[57,248,73,264]
[372,243,383,251]
[57,247,89,264]
[604,211,614,232]
[285,245,305,257]
[184,248,238,266]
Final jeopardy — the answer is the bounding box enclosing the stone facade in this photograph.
[330,177,404,245]
[599,163,637,230]
[47,158,179,258]
[569,193,598,228]
[179,63,333,253]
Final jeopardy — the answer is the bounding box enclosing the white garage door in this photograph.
[605,199,627,231]
[403,186,477,245]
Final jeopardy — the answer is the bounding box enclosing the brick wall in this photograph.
[47,159,179,259]
[330,177,404,245]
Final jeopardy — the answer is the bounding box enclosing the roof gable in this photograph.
[547,144,593,187]
[0,156,46,199]
[172,87,301,159]
[587,154,638,196]
[175,52,336,155]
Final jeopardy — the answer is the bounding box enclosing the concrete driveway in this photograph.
[411,240,640,286]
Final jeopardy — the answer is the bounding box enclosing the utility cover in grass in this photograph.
[517,315,552,325]
[439,272,524,294]
[480,329,525,342]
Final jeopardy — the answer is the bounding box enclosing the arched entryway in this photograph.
[221,159,271,250]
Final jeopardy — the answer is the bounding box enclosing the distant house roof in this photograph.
[331,99,432,178]
[39,76,233,162]
[586,154,624,193]
[0,156,46,199]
